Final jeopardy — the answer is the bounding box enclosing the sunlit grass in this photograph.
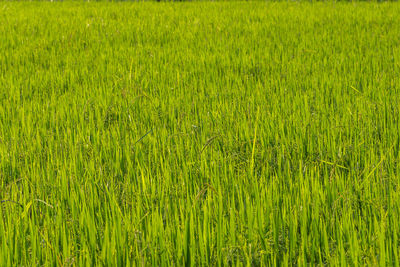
[1,1,400,265]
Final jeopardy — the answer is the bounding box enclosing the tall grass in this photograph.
[1,1,400,265]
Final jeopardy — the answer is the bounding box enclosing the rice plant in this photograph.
[0,1,399,265]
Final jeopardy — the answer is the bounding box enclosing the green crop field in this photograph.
[1,1,400,266]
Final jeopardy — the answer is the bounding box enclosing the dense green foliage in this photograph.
[1,1,400,265]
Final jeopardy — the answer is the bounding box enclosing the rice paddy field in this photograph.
[1,1,400,266]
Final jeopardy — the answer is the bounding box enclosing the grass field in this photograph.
[1,1,400,265]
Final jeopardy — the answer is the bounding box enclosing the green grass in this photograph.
[1,1,400,265]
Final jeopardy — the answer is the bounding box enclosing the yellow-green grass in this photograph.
[1,1,400,265]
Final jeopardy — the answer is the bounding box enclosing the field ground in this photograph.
[1,1,400,265]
